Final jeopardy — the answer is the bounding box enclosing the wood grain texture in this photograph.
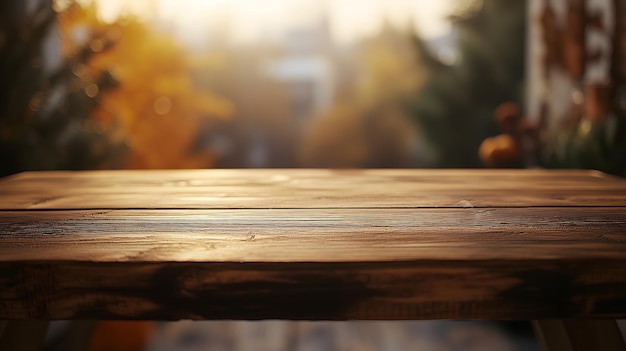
[0,169,625,320]
[1,169,625,209]
[1,259,626,320]
[1,208,626,262]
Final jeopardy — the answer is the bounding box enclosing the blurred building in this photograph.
[526,0,622,128]
[526,0,626,173]
[264,14,336,127]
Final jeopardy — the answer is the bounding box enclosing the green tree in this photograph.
[0,0,126,177]
[410,0,527,167]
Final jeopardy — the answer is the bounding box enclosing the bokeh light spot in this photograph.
[154,96,172,115]
[85,83,99,97]
[90,38,104,52]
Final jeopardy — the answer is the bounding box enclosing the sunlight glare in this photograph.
[89,0,454,46]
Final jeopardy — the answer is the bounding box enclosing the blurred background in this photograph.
[2,0,624,177]
[2,0,625,350]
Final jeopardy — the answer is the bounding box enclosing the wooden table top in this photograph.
[1,169,625,320]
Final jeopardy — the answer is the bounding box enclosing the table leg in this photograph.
[0,320,49,351]
[57,321,97,351]
[0,321,7,341]
[533,320,626,351]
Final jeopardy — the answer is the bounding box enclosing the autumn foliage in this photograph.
[58,3,233,169]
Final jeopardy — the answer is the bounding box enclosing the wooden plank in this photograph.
[0,207,626,320]
[1,169,624,210]
[0,208,625,262]
[1,169,625,320]
[0,259,625,320]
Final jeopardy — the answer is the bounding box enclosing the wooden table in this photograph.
[0,169,625,350]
